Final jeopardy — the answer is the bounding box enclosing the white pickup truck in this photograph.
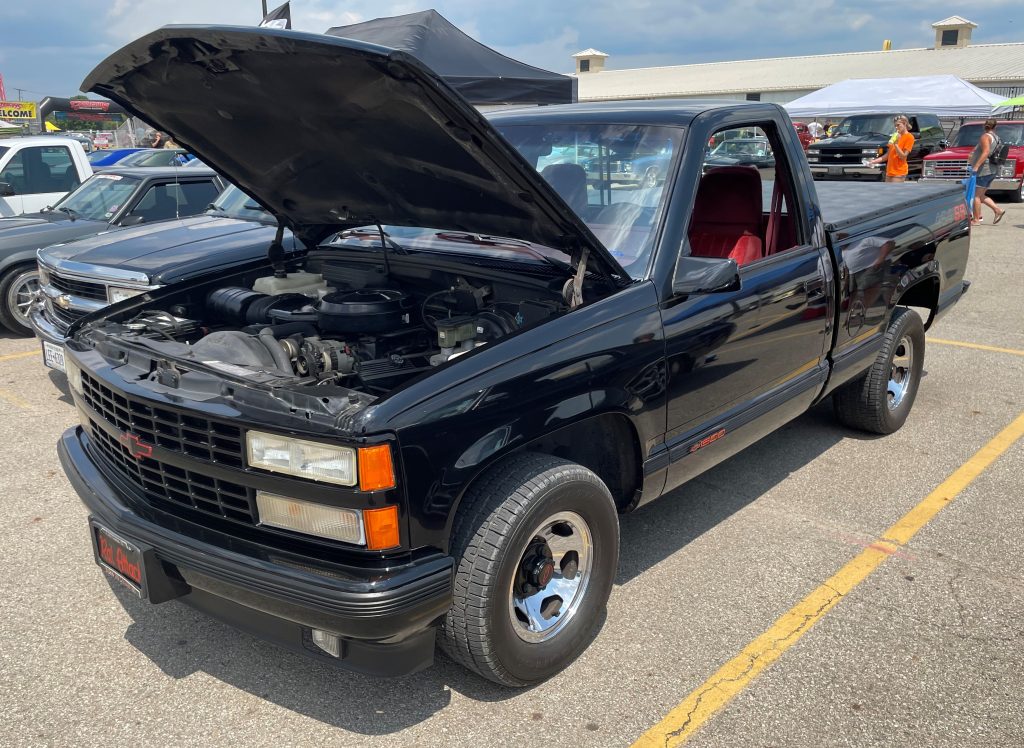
[0,136,93,216]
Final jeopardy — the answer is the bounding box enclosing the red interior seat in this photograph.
[688,166,764,266]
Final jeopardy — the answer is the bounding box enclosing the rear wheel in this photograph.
[0,264,40,336]
[440,452,619,686]
[833,307,925,434]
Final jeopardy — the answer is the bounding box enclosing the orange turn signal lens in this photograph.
[358,444,396,492]
[363,506,400,550]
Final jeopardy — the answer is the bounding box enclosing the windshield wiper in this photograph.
[336,228,408,253]
[206,203,227,213]
[57,206,80,221]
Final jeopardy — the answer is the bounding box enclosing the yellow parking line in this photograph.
[929,338,1024,357]
[0,387,31,409]
[0,350,37,363]
[631,411,1024,748]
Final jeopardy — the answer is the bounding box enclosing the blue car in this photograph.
[87,148,145,167]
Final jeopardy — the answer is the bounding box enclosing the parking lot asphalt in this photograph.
[1,205,1022,747]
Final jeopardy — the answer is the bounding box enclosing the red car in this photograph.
[921,120,1024,203]
[793,122,813,151]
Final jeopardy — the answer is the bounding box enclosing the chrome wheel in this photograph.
[508,511,593,643]
[6,269,39,326]
[887,335,914,409]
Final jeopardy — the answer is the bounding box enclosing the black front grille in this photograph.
[89,418,256,523]
[49,273,108,302]
[817,147,871,164]
[80,372,245,467]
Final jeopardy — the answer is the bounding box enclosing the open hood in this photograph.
[82,26,626,282]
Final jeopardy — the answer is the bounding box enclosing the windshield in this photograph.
[53,173,140,222]
[954,123,1024,147]
[711,139,771,157]
[495,123,685,279]
[834,115,897,137]
[208,184,273,222]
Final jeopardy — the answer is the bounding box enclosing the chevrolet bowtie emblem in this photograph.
[118,432,153,460]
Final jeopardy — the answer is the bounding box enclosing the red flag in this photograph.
[0,73,6,101]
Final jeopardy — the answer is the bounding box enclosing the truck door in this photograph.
[660,119,833,494]
[0,145,80,216]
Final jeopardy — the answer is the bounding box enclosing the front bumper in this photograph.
[28,304,68,347]
[808,163,884,180]
[58,426,453,677]
[921,176,1022,192]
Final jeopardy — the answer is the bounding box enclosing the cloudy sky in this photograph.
[1,1,1021,100]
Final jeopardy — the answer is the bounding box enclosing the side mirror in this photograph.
[118,214,145,227]
[939,140,950,150]
[672,255,741,296]
[0,182,15,197]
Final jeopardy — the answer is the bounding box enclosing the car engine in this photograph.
[95,266,564,397]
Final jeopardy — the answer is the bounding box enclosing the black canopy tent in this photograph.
[325,9,576,106]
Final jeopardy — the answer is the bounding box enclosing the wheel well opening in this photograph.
[895,276,939,329]
[521,414,642,512]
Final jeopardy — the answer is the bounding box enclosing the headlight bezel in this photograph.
[107,285,145,305]
[246,430,358,487]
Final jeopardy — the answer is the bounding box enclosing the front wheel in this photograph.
[833,307,925,434]
[0,264,40,336]
[440,452,619,686]
[1005,182,1023,204]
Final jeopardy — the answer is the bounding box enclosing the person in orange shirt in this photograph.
[868,115,915,182]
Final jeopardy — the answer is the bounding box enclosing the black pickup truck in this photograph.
[806,113,946,181]
[58,27,970,687]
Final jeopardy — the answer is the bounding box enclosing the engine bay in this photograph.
[79,248,572,400]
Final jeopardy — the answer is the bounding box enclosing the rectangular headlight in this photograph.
[107,286,144,304]
[999,159,1016,178]
[65,355,84,396]
[861,149,878,155]
[246,430,357,486]
[256,491,364,544]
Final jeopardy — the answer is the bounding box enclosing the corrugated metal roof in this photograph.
[575,42,1024,101]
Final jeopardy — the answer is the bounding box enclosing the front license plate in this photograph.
[42,341,65,372]
[91,523,145,597]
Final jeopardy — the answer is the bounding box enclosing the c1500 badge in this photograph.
[689,428,726,453]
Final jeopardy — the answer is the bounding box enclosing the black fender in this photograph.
[367,281,668,553]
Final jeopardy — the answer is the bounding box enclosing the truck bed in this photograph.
[814,181,964,232]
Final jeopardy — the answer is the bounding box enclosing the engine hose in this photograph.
[258,328,295,374]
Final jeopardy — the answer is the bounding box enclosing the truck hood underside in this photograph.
[82,25,626,283]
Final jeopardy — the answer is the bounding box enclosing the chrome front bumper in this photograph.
[921,176,1021,191]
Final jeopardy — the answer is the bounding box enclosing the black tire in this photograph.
[1005,183,1023,204]
[440,452,619,687]
[0,264,40,336]
[833,307,925,434]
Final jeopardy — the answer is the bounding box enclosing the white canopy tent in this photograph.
[784,75,1010,118]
